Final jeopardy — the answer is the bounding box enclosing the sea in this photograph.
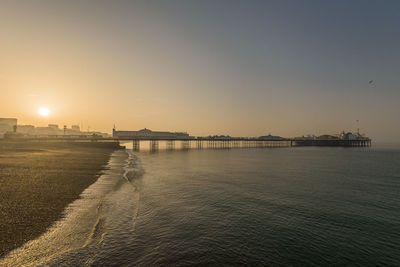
[1,144,400,266]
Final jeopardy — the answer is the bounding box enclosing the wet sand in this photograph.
[0,141,121,257]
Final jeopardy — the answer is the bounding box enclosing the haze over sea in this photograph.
[2,145,400,266]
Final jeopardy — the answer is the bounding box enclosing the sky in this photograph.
[0,0,399,141]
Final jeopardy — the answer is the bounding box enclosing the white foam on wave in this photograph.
[0,149,143,267]
[122,149,145,230]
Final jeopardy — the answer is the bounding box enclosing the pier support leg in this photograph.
[150,140,159,152]
[133,140,140,151]
[181,140,190,150]
[166,140,175,150]
[197,140,203,149]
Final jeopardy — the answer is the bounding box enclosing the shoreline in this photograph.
[0,141,122,257]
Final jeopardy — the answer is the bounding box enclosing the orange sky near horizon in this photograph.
[1,1,399,141]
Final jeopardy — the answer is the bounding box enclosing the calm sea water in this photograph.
[2,146,400,266]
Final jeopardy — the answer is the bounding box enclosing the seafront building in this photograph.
[0,118,17,135]
[258,134,285,140]
[16,125,35,135]
[113,127,193,140]
[0,118,18,138]
[0,117,108,138]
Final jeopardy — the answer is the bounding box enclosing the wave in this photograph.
[123,149,144,231]
[0,149,144,267]
[124,149,145,183]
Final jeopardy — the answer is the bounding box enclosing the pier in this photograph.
[115,137,371,152]
[124,138,293,151]
[292,139,371,147]
[2,131,372,151]
[108,127,371,151]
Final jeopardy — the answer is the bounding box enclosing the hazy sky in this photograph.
[1,0,399,141]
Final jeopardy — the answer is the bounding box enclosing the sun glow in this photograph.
[38,107,50,117]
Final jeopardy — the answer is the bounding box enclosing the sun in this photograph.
[38,107,50,117]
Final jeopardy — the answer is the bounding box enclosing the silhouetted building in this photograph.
[0,118,17,133]
[0,117,110,138]
[258,134,285,140]
[17,125,35,134]
[113,128,192,139]
[206,135,231,140]
[48,124,59,129]
[35,126,60,135]
[71,125,80,131]
[294,135,316,140]
[317,134,339,140]
[340,131,358,140]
